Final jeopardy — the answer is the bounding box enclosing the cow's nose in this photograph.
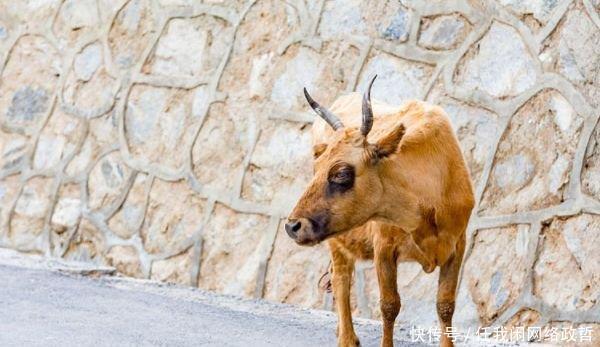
[285,219,302,238]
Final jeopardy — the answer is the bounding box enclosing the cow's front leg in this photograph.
[436,232,465,347]
[375,246,399,347]
[330,246,359,347]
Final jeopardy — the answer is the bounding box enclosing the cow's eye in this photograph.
[332,170,352,184]
[327,165,355,195]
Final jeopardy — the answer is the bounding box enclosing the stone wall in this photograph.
[0,0,598,337]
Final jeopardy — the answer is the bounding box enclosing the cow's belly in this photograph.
[328,222,436,273]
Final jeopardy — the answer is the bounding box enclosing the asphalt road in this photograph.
[0,262,430,347]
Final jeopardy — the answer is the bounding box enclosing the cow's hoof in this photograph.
[421,261,435,273]
[338,334,360,347]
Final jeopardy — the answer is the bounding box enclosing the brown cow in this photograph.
[284,76,475,347]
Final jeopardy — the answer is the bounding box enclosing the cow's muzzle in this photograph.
[284,216,327,246]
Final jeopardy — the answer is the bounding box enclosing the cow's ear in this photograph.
[374,123,405,159]
[313,143,328,159]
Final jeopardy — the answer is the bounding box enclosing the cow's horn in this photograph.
[361,75,377,137]
[303,88,344,131]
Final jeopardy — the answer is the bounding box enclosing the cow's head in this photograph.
[285,76,406,245]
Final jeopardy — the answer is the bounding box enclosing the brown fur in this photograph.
[288,94,475,347]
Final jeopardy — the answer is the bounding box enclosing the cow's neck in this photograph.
[372,160,423,232]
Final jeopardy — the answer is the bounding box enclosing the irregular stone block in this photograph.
[63,42,119,117]
[32,108,84,171]
[4,87,50,133]
[49,182,82,256]
[65,136,94,178]
[319,0,410,42]
[263,223,329,308]
[143,15,234,78]
[106,245,143,278]
[504,308,541,330]
[87,151,133,211]
[455,22,536,99]
[9,177,55,249]
[197,204,270,297]
[480,90,583,215]
[0,129,29,174]
[497,0,568,31]
[151,248,193,285]
[270,47,323,111]
[220,0,301,99]
[357,51,434,104]
[306,41,361,104]
[438,98,500,186]
[108,0,157,69]
[191,103,247,194]
[463,225,530,326]
[380,6,410,41]
[0,35,60,134]
[0,0,61,27]
[140,179,206,255]
[65,111,119,178]
[534,214,600,312]
[108,173,149,239]
[543,8,600,108]
[319,0,367,39]
[125,84,207,173]
[64,218,106,264]
[53,0,100,46]
[418,14,469,50]
[50,183,82,234]
[74,43,102,82]
[269,43,361,112]
[241,121,312,211]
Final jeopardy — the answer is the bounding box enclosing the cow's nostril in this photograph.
[285,220,302,235]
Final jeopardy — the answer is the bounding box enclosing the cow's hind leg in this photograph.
[375,246,399,347]
[436,232,466,347]
[330,246,359,347]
